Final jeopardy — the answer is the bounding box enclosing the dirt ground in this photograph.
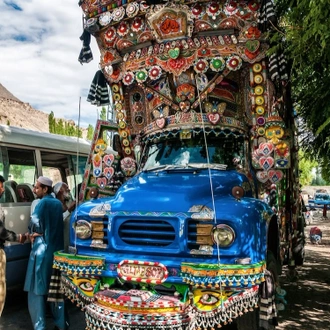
[276,211,330,330]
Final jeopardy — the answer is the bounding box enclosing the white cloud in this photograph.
[0,0,104,128]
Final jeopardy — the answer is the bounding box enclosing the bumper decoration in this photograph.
[61,274,99,308]
[181,261,266,288]
[53,251,105,276]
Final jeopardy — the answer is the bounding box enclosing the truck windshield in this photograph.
[143,134,245,171]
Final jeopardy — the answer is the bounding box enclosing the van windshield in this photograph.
[143,134,245,171]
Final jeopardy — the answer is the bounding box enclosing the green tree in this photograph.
[100,107,107,121]
[87,124,94,140]
[48,111,56,133]
[312,167,328,186]
[55,119,64,135]
[274,0,330,179]
[48,112,84,138]
[298,150,317,186]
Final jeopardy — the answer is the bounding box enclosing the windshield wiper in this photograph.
[143,164,196,172]
[175,163,228,171]
[143,163,227,172]
[142,165,171,172]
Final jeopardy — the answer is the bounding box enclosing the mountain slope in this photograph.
[0,83,69,133]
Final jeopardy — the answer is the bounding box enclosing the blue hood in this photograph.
[110,169,252,212]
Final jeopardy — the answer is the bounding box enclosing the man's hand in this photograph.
[67,201,76,213]
[17,233,27,244]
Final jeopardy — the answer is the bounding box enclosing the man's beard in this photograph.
[64,193,73,203]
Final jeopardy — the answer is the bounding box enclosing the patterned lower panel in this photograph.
[84,286,260,330]
[85,304,191,330]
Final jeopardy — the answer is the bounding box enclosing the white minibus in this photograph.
[0,125,90,288]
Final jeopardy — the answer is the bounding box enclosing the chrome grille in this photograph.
[187,219,201,250]
[118,219,175,247]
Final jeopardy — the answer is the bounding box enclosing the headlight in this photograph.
[75,220,92,239]
[212,224,235,247]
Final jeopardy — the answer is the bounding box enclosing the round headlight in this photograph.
[212,224,235,247]
[75,220,92,239]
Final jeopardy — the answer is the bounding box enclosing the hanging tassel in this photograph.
[87,70,110,106]
[78,29,93,64]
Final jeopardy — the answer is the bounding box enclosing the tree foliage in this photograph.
[100,107,107,121]
[87,124,94,141]
[274,0,330,178]
[48,112,82,138]
[298,150,317,186]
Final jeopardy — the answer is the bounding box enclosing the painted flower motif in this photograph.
[246,26,261,39]
[191,3,205,18]
[248,0,260,11]
[225,1,238,15]
[126,2,139,18]
[104,27,117,46]
[145,56,157,67]
[140,1,149,13]
[135,69,148,83]
[103,51,115,63]
[99,12,112,26]
[123,72,135,86]
[117,21,129,37]
[131,17,144,32]
[226,55,242,71]
[194,59,209,73]
[206,1,220,18]
[197,48,211,57]
[104,65,113,75]
[112,7,125,22]
[149,66,162,80]
[210,57,225,72]
[110,68,123,83]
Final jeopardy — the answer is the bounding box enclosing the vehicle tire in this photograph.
[236,309,259,330]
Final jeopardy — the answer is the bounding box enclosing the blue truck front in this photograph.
[55,133,273,330]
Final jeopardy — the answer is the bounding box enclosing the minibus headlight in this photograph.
[212,224,235,247]
[75,220,92,239]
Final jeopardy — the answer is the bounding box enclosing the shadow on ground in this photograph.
[277,214,330,330]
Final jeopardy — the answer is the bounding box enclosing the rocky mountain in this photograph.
[0,83,81,133]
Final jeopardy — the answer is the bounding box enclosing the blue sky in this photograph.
[0,0,101,128]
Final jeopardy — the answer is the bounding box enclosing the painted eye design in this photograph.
[79,281,94,292]
[199,293,219,305]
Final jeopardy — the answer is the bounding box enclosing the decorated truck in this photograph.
[54,1,302,329]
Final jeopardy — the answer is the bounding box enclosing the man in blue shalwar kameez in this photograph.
[24,176,68,330]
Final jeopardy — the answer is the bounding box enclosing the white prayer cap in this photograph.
[53,182,64,196]
[37,176,53,187]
